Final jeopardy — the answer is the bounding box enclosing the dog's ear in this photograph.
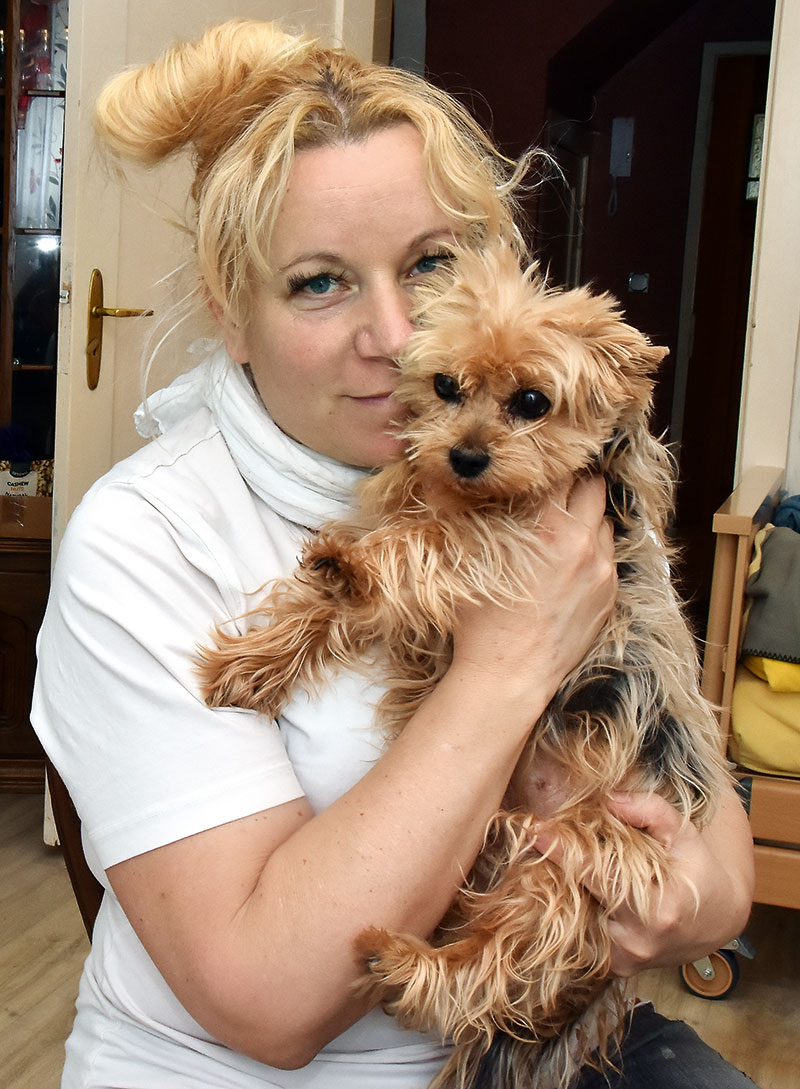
[562,288,668,378]
[602,331,669,382]
[544,288,667,419]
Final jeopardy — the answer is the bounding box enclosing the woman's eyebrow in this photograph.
[410,228,456,250]
[279,252,342,273]
[279,230,455,275]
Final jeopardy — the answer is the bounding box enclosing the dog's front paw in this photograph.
[198,637,291,718]
[302,537,370,600]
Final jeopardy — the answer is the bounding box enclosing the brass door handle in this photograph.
[86,268,154,390]
[92,306,152,318]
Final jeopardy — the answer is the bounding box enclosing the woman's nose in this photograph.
[354,284,414,360]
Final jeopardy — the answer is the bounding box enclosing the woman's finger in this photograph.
[565,474,608,522]
[527,826,609,908]
[528,792,684,908]
[606,791,685,851]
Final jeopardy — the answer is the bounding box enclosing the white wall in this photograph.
[737,0,800,494]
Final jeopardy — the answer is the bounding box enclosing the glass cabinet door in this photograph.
[0,0,68,493]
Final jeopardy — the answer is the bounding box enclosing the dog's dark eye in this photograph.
[434,373,462,403]
[507,388,551,421]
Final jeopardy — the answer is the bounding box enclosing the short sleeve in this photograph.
[32,477,304,871]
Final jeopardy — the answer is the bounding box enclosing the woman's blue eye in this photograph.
[288,271,341,296]
[414,253,449,276]
[304,274,337,294]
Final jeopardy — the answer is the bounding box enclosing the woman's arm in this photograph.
[108,476,616,1069]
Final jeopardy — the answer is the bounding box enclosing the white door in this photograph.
[54,0,378,549]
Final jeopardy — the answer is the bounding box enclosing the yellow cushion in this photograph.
[742,655,800,693]
[730,665,800,777]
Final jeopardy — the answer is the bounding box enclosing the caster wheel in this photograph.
[680,949,739,999]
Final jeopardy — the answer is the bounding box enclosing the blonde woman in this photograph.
[33,21,755,1089]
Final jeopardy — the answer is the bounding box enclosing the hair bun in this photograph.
[94,20,324,172]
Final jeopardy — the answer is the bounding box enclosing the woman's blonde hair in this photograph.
[95,20,531,331]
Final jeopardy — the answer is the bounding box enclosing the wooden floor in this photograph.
[2,792,799,1089]
[635,908,800,1089]
[2,793,89,1089]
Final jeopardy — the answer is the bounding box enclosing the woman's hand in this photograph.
[450,475,617,722]
[602,786,754,976]
[532,784,755,977]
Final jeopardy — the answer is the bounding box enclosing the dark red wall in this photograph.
[425,0,775,437]
[425,0,611,152]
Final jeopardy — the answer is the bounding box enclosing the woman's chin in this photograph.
[347,433,407,470]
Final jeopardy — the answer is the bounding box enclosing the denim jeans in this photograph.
[573,1003,759,1089]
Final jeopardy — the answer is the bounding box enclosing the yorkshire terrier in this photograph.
[197,243,730,1089]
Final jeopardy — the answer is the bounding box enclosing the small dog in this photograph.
[198,243,729,1089]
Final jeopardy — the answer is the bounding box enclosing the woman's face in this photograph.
[220,124,456,468]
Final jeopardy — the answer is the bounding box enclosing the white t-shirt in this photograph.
[32,404,450,1088]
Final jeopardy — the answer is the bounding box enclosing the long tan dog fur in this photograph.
[197,243,730,1089]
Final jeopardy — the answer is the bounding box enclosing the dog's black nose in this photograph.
[449,447,490,479]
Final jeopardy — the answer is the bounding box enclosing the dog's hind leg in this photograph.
[355,926,500,1040]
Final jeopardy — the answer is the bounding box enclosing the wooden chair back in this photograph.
[46,759,104,938]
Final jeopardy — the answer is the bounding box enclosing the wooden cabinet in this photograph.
[0,0,67,791]
[0,511,50,790]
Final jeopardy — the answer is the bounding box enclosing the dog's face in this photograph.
[396,245,667,509]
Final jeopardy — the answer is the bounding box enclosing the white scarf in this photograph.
[134,342,367,529]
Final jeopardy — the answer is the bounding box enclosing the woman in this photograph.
[33,20,755,1089]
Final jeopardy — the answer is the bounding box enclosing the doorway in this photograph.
[672,48,770,620]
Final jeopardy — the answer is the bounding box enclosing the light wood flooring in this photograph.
[2,793,89,1089]
[2,791,799,1089]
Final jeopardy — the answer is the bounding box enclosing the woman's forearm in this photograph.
[109,662,548,1067]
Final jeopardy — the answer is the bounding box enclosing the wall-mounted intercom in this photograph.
[610,117,635,178]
